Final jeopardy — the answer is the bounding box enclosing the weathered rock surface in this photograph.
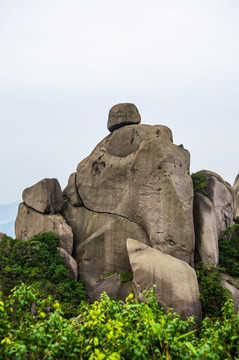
[193,170,236,266]
[23,178,63,214]
[233,173,239,217]
[74,123,195,265]
[57,247,78,281]
[220,273,239,313]
[200,170,236,235]
[62,200,149,301]
[193,193,219,266]
[63,172,83,207]
[127,238,202,321]
[15,203,73,255]
[107,103,141,132]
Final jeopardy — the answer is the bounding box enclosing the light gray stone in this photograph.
[233,174,239,217]
[127,238,202,321]
[75,124,195,265]
[15,202,73,255]
[57,247,78,281]
[62,200,149,301]
[63,173,83,207]
[194,193,219,266]
[107,103,141,132]
[220,273,239,313]
[23,178,63,214]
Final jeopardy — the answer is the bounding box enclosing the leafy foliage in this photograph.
[120,272,133,283]
[191,173,208,197]
[196,263,230,318]
[0,284,238,359]
[219,221,239,277]
[0,233,86,318]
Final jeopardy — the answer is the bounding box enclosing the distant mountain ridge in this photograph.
[0,201,20,237]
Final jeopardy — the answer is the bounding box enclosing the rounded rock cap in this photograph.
[107,103,141,132]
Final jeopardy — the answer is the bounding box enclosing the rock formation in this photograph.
[193,170,236,267]
[14,103,238,320]
[127,238,202,320]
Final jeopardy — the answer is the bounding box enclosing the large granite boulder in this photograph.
[194,193,218,266]
[127,238,202,321]
[62,200,150,301]
[15,203,73,255]
[107,103,141,132]
[73,123,195,265]
[23,178,63,214]
[194,171,236,266]
[233,174,239,217]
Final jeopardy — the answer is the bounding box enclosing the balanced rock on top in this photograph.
[107,103,141,132]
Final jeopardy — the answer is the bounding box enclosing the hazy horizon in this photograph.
[1,1,239,205]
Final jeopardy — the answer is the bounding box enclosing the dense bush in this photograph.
[0,284,238,359]
[191,173,208,196]
[196,263,230,318]
[0,233,86,317]
[219,220,239,277]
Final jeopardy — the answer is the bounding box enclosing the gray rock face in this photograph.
[74,123,195,265]
[23,178,63,214]
[194,193,219,266]
[107,103,141,132]
[193,171,236,266]
[63,173,83,207]
[127,238,202,321]
[57,247,78,281]
[233,174,239,217]
[62,200,149,301]
[15,203,73,255]
[220,273,239,313]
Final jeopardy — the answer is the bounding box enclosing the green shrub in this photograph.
[191,173,208,196]
[0,233,86,318]
[120,272,133,283]
[219,222,239,277]
[196,263,230,318]
[0,284,238,359]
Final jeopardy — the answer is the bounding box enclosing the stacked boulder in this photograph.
[15,178,77,280]
[14,103,239,320]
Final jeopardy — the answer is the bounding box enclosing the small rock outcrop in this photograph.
[233,174,239,217]
[23,178,63,214]
[107,103,141,132]
[127,238,202,320]
[15,203,73,255]
[194,170,236,266]
[0,232,6,241]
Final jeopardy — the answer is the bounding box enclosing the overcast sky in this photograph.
[1,0,239,205]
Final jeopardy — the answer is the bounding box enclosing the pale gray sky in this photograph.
[1,0,239,204]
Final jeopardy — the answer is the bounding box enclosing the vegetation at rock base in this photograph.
[120,271,133,283]
[0,284,238,359]
[219,218,239,277]
[0,233,86,318]
[191,173,208,197]
[195,263,230,318]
